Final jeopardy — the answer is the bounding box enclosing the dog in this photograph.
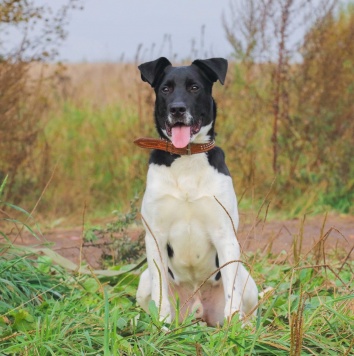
[135,57,258,326]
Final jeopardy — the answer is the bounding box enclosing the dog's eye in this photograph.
[161,86,170,93]
[190,85,199,92]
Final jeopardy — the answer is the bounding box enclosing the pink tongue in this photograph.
[171,126,191,148]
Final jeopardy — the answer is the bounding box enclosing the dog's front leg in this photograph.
[145,230,171,323]
[214,238,245,321]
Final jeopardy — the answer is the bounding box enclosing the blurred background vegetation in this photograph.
[0,0,353,224]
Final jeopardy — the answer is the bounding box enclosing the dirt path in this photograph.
[3,213,354,269]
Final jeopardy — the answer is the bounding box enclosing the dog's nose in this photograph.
[169,103,186,118]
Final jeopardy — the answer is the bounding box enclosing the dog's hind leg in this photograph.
[136,269,152,313]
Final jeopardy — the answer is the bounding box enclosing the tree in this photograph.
[223,0,353,212]
[0,0,81,203]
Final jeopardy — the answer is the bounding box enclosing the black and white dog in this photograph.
[136,57,258,326]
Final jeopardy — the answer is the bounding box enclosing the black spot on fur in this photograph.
[168,267,175,279]
[167,243,174,258]
[207,147,230,176]
[215,253,221,280]
[149,146,231,175]
[149,149,179,167]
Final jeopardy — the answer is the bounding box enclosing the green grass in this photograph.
[1,211,353,355]
[1,245,352,355]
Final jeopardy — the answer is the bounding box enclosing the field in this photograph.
[3,54,354,221]
[1,2,354,354]
[1,23,354,355]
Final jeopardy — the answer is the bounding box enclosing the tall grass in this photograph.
[40,103,147,216]
[26,60,351,221]
[6,63,155,221]
[4,60,348,221]
[2,5,354,220]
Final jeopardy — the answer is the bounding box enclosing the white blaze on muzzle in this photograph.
[167,111,194,148]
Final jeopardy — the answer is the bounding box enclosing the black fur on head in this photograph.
[138,57,172,88]
[138,57,228,142]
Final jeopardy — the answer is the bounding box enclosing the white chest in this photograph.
[141,154,239,285]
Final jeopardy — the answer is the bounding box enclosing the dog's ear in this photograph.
[192,58,228,85]
[138,57,172,87]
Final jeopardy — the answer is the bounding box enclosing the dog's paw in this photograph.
[225,310,242,321]
[161,325,171,333]
[224,305,244,324]
[158,302,172,325]
[160,314,172,324]
[224,297,243,320]
[159,314,172,333]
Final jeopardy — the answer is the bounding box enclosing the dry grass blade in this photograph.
[339,246,354,274]
[140,214,164,272]
[292,214,306,264]
[213,196,238,244]
[290,290,307,356]
[315,212,328,265]
[153,259,163,316]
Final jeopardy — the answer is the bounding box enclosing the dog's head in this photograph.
[138,57,228,148]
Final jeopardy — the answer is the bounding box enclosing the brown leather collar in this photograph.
[134,137,215,155]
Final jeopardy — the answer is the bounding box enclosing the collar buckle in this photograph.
[186,143,192,155]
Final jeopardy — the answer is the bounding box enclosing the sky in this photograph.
[54,0,234,62]
[5,0,337,63]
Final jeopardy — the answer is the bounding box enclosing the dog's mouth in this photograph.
[165,121,202,148]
